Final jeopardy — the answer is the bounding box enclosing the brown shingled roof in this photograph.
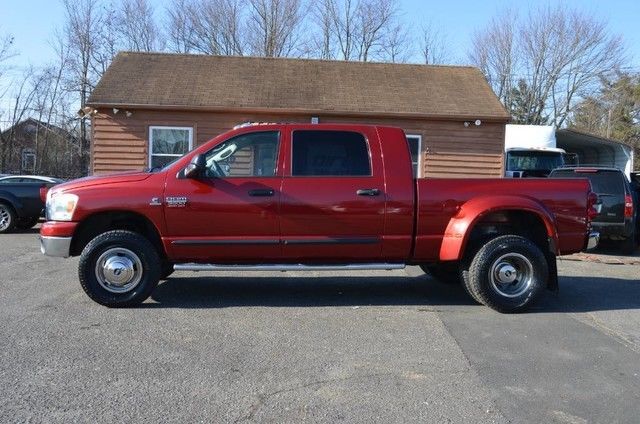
[88,52,509,121]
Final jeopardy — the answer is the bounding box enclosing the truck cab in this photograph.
[505,147,578,178]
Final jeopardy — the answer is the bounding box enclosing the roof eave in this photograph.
[86,102,511,122]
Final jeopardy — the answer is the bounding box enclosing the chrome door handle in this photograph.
[248,189,275,197]
[356,189,381,196]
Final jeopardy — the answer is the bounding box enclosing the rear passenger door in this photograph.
[279,127,386,261]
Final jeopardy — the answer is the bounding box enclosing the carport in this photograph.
[556,129,634,177]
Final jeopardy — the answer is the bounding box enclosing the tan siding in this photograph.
[91,109,506,178]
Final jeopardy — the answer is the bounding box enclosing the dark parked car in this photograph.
[631,172,640,242]
[549,167,637,253]
[0,175,63,233]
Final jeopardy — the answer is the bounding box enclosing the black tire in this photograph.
[420,263,461,284]
[620,232,637,255]
[460,267,483,305]
[160,261,174,279]
[16,216,39,230]
[466,235,548,313]
[78,230,161,307]
[0,202,16,234]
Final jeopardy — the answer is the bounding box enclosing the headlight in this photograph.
[46,193,79,221]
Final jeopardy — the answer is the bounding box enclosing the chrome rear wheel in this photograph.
[488,253,533,298]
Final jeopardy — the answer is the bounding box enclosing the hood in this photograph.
[51,171,152,193]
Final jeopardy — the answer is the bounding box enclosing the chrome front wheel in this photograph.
[79,230,161,307]
[95,247,144,294]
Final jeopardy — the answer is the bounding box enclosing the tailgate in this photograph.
[551,170,625,224]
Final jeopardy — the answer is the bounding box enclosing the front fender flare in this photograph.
[439,195,558,261]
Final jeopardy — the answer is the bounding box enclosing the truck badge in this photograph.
[149,197,162,206]
[166,196,188,207]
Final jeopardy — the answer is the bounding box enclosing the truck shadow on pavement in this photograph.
[147,274,640,312]
[148,275,476,309]
[532,275,640,313]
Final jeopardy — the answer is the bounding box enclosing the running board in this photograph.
[173,263,406,272]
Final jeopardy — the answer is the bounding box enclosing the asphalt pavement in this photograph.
[0,228,638,423]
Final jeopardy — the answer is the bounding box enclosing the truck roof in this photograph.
[232,122,403,131]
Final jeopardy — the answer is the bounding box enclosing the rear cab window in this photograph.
[291,130,371,176]
[550,170,625,195]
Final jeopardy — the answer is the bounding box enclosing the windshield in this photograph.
[146,155,183,173]
[507,151,564,172]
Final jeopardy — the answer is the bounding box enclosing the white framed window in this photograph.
[406,135,422,177]
[149,126,193,168]
[21,149,36,172]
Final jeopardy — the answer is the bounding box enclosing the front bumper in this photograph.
[586,231,600,250]
[40,236,72,258]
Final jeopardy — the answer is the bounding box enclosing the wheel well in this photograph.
[465,210,551,258]
[70,211,165,258]
[0,198,16,211]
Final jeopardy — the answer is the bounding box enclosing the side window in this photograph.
[292,130,371,176]
[0,178,19,184]
[204,131,279,178]
[405,135,421,177]
[149,126,193,168]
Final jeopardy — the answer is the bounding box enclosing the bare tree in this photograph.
[30,35,77,175]
[62,0,113,174]
[92,3,120,78]
[0,29,17,126]
[117,0,162,52]
[332,0,356,60]
[315,0,400,62]
[419,23,449,65]
[311,0,335,59]
[0,69,41,172]
[469,9,517,109]
[246,0,305,57]
[189,0,245,55]
[380,22,410,63]
[0,31,15,76]
[166,0,194,53]
[354,0,396,61]
[166,0,245,55]
[469,5,625,126]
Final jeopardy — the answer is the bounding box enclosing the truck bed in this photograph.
[413,178,591,261]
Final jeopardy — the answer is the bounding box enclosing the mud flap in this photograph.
[546,237,559,292]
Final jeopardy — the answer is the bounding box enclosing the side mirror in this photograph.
[184,154,206,178]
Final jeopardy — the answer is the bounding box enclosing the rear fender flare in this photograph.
[439,195,558,261]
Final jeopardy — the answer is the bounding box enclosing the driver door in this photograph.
[163,130,283,262]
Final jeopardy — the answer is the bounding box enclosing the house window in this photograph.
[149,126,193,168]
[21,149,36,172]
[406,135,422,177]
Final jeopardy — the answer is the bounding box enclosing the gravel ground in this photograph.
[0,229,638,423]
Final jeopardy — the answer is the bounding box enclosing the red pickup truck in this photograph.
[40,124,599,312]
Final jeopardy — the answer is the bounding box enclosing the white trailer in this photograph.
[504,124,634,179]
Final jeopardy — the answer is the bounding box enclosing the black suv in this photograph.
[549,167,637,254]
